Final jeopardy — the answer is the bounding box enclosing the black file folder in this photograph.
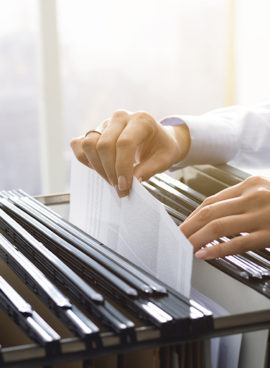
[0,198,212,342]
[0,164,269,367]
[0,275,61,357]
[0,234,101,350]
[0,186,214,367]
[0,207,136,345]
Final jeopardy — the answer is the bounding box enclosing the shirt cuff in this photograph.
[160,115,239,170]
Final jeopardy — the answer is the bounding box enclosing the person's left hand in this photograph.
[179,176,270,259]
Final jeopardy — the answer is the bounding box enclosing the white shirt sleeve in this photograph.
[161,100,270,169]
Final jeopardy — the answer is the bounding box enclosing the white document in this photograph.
[69,158,193,298]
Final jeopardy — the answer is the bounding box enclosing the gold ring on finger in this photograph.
[85,130,102,138]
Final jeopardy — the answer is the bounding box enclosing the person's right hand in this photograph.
[70,110,191,197]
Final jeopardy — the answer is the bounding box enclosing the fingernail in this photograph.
[118,191,129,198]
[114,185,128,198]
[138,177,143,183]
[118,176,128,191]
[195,249,208,259]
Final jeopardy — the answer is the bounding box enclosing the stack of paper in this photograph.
[69,159,193,298]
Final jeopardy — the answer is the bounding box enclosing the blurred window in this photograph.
[0,0,40,194]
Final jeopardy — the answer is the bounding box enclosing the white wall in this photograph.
[235,0,270,105]
[57,0,229,138]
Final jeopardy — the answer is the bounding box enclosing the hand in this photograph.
[180,176,270,259]
[70,110,190,196]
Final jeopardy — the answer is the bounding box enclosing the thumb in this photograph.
[134,153,170,182]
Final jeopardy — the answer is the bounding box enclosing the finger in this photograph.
[180,196,247,238]
[82,132,109,182]
[96,113,128,186]
[195,231,270,259]
[134,151,171,182]
[241,175,270,192]
[70,137,92,167]
[115,116,155,193]
[188,213,256,252]
[186,183,244,221]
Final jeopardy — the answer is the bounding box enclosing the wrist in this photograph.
[168,124,191,163]
[162,124,191,167]
[160,116,191,165]
[173,124,191,162]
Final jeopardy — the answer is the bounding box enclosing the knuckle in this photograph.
[244,175,267,187]
[96,139,111,153]
[133,111,156,132]
[209,219,223,237]
[198,205,212,222]
[133,111,152,121]
[256,187,270,200]
[213,242,224,258]
[112,110,128,120]
[82,137,95,151]
[202,197,213,207]
[218,244,228,258]
[248,186,270,202]
[116,137,133,149]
